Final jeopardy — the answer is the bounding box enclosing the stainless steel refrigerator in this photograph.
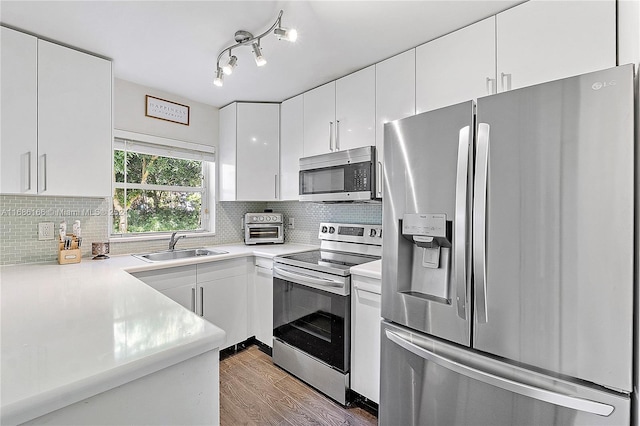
[380,65,635,425]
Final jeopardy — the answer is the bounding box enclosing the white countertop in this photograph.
[350,259,382,280]
[0,242,315,425]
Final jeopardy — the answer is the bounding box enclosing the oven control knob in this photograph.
[252,216,258,222]
[259,216,264,221]
[369,229,377,238]
[272,216,278,222]
[321,226,328,233]
[329,226,335,234]
[265,216,271,222]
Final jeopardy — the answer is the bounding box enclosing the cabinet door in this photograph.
[162,284,196,312]
[351,275,381,403]
[218,103,237,201]
[335,66,375,151]
[416,17,496,114]
[496,0,615,92]
[37,40,112,197]
[253,261,274,347]
[199,276,248,349]
[376,50,416,198]
[280,95,303,200]
[303,81,335,157]
[236,103,280,201]
[1,27,38,194]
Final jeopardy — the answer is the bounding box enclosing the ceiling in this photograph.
[1,1,523,108]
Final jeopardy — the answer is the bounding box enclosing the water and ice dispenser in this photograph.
[401,213,453,303]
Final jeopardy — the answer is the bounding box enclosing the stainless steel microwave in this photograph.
[299,146,377,202]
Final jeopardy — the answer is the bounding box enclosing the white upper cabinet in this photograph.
[280,94,303,200]
[1,30,111,197]
[376,50,416,198]
[237,103,279,201]
[303,81,336,157]
[416,17,496,114]
[1,27,38,194]
[219,103,280,201]
[37,40,112,197]
[335,65,376,151]
[496,0,616,92]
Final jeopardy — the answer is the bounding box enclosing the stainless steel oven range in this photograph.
[272,222,382,405]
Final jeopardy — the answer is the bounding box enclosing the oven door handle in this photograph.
[273,265,344,288]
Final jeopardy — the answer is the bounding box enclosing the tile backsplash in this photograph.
[0,195,382,265]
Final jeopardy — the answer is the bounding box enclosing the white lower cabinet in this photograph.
[351,274,381,404]
[251,257,274,347]
[132,258,250,350]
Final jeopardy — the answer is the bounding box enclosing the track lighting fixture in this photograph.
[214,10,296,87]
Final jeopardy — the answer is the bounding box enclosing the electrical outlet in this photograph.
[38,222,55,240]
[288,217,295,229]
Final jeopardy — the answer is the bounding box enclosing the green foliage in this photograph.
[112,150,203,234]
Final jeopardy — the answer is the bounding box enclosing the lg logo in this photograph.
[592,80,616,90]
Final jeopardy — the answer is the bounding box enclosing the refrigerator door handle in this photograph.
[455,126,471,320]
[385,329,615,417]
[473,123,490,323]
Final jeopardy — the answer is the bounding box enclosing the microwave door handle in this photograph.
[385,330,614,416]
[273,266,343,288]
[455,126,471,320]
[473,123,490,324]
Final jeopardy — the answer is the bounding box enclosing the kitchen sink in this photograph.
[133,248,228,262]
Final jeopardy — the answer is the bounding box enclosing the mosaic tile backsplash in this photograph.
[0,195,382,265]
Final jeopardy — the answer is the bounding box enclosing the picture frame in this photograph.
[145,95,190,125]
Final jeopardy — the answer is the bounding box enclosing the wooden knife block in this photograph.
[58,235,82,265]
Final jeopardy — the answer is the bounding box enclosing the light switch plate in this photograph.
[288,217,295,229]
[38,222,55,240]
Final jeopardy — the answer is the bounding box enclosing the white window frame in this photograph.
[110,130,216,241]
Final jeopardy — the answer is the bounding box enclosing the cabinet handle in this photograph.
[377,161,383,198]
[38,154,47,193]
[191,287,196,312]
[22,152,32,192]
[329,121,334,151]
[200,286,204,317]
[335,120,340,151]
[486,77,496,95]
[500,72,512,91]
[275,174,278,199]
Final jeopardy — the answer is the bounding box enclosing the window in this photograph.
[112,137,214,236]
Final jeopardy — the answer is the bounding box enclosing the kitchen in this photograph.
[1,0,639,425]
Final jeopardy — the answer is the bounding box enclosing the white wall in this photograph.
[114,78,218,148]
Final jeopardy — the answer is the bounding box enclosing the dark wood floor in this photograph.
[220,345,378,426]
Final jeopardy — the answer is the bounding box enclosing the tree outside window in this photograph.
[112,140,210,235]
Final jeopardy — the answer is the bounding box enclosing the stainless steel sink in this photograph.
[133,248,228,262]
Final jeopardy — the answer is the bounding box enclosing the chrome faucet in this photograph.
[168,232,186,251]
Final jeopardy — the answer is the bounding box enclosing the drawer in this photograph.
[254,256,273,271]
[131,265,196,291]
[197,257,250,283]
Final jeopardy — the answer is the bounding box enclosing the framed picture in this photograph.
[145,95,190,125]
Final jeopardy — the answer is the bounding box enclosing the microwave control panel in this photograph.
[346,162,372,192]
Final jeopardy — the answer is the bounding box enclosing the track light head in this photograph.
[222,55,237,75]
[252,42,267,67]
[214,68,224,87]
[274,27,297,42]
